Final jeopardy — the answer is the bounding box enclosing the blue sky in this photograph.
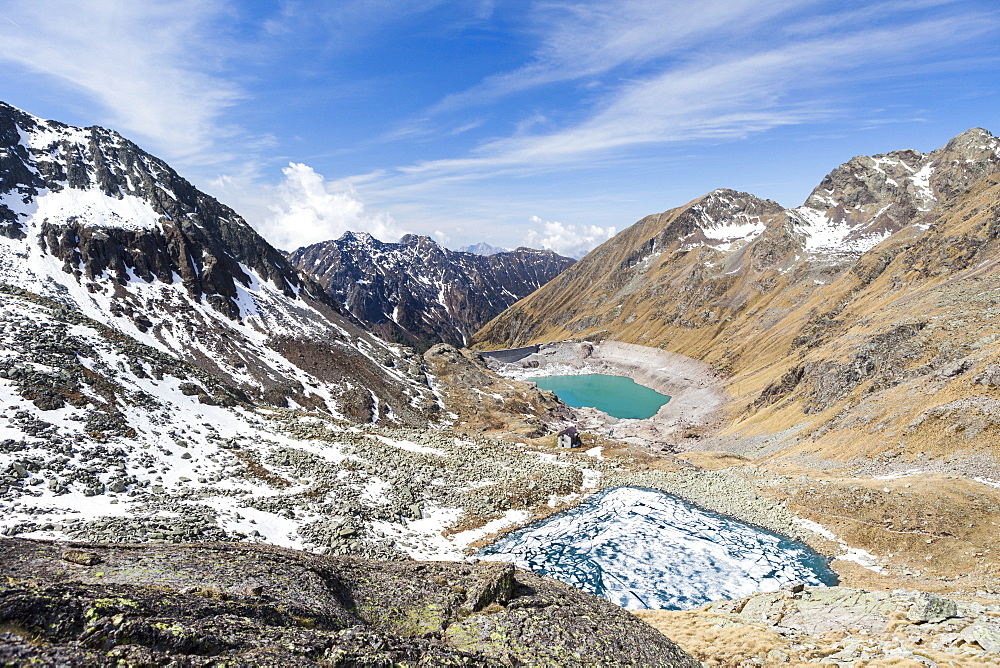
[1,0,997,256]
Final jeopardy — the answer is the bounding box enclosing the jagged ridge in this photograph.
[288,232,574,350]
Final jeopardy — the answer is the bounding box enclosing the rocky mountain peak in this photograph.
[458,241,509,255]
[791,128,1000,255]
[338,230,377,246]
[697,189,784,219]
[399,233,435,246]
[0,100,436,423]
[0,101,309,314]
[649,189,786,253]
[288,232,574,350]
[942,126,998,154]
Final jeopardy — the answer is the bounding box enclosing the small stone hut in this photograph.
[557,426,582,448]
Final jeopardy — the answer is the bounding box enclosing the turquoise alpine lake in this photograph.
[528,373,670,419]
[481,486,839,610]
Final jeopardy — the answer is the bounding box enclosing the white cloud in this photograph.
[524,216,615,259]
[259,163,405,251]
[0,0,244,164]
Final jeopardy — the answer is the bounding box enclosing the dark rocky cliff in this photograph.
[288,232,574,350]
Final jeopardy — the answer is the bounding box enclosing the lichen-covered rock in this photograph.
[907,592,959,623]
[0,538,697,666]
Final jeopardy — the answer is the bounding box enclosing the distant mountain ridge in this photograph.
[287,232,574,350]
[457,242,509,255]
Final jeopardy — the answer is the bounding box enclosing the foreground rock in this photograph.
[0,538,697,666]
[638,585,1000,665]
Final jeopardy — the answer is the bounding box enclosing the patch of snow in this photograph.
[34,187,162,231]
[874,469,923,480]
[910,163,936,209]
[793,516,884,573]
[369,434,447,457]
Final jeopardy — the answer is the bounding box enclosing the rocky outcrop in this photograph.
[422,343,574,438]
[0,538,698,666]
[288,232,574,350]
[791,127,1000,255]
[640,585,1000,665]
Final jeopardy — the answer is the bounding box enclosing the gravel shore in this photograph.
[485,340,731,446]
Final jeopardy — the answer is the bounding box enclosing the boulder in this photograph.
[0,538,697,666]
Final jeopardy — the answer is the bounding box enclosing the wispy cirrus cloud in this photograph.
[431,0,812,113]
[334,0,996,255]
[377,4,998,183]
[0,0,246,164]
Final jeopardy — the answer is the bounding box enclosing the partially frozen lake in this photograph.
[481,486,837,610]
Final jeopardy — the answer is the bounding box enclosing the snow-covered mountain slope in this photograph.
[288,232,574,350]
[0,286,597,558]
[792,127,1000,255]
[0,101,433,423]
[0,100,616,570]
[457,241,509,256]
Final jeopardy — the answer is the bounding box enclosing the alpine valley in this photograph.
[473,126,1000,663]
[2,97,1000,666]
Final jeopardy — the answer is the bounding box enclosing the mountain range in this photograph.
[287,232,573,350]
[2,97,1000,664]
[475,126,1000,467]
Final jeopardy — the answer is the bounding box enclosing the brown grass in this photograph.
[634,609,998,667]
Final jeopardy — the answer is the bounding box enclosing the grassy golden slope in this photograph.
[474,175,1000,467]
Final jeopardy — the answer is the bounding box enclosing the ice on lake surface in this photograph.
[481,486,837,610]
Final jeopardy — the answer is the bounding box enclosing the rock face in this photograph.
[0,538,698,666]
[640,585,1000,665]
[0,100,436,423]
[793,127,1000,254]
[473,128,1000,467]
[288,232,574,350]
[422,343,575,438]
